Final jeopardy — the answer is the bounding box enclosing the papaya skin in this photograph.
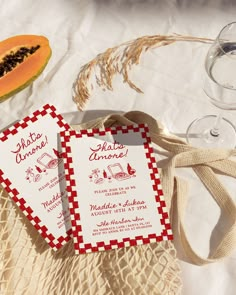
[0,35,52,102]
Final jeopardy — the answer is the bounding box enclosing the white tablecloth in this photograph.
[1,1,236,294]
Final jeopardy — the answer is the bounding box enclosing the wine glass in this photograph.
[186,22,236,148]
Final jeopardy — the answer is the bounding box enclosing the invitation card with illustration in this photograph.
[60,124,173,254]
[0,104,72,250]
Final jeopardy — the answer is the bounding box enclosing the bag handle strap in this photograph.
[73,110,236,265]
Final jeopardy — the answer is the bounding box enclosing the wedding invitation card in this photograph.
[60,124,173,254]
[0,104,72,250]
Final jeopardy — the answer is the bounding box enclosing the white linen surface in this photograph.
[0,0,236,294]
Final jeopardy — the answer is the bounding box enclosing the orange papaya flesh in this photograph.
[0,35,51,102]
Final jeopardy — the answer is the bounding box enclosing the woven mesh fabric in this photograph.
[0,186,182,295]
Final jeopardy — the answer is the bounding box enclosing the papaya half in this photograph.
[0,35,51,102]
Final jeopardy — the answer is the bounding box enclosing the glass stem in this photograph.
[210,112,223,137]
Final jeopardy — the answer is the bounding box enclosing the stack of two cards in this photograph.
[0,104,172,254]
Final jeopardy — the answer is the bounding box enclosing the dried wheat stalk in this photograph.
[73,34,212,110]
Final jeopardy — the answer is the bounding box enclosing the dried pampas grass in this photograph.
[73,34,212,110]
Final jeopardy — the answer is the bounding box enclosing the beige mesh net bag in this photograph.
[1,112,183,295]
[2,109,236,294]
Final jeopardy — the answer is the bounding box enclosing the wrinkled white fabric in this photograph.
[0,1,236,294]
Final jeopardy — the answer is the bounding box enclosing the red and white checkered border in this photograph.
[60,123,173,254]
[0,104,72,250]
